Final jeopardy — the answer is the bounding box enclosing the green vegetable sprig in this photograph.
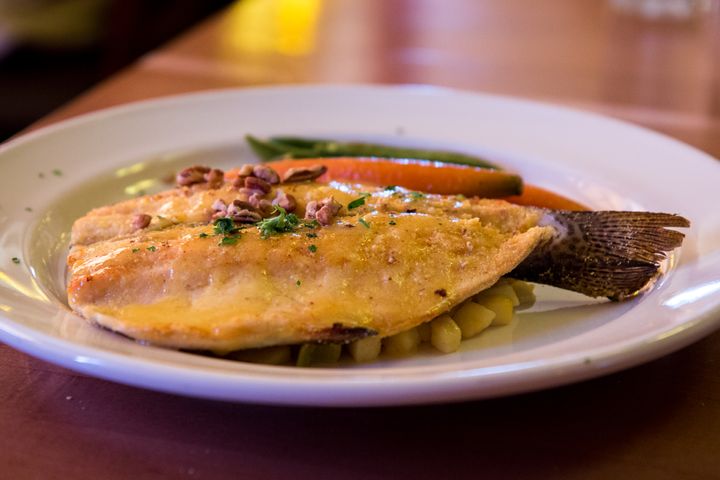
[213,217,242,246]
[256,206,300,238]
[348,193,370,210]
[245,135,499,170]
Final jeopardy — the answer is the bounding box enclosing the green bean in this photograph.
[246,135,500,169]
[245,135,317,161]
[269,136,500,169]
[245,135,286,161]
[268,137,322,149]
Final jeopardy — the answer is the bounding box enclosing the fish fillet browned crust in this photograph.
[66,165,689,351]
[68,192,551,350]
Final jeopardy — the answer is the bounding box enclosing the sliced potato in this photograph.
[227,345,292,365]
[452,301,495,339]
[347,336,382,362]
[383,328,421,356]
[507,278,536,309]
[430,314,462,353]
[475,283,519,307]
[477,294,514,326]
[297,343,342,366]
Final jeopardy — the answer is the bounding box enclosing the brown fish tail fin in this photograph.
[510,211,690,300]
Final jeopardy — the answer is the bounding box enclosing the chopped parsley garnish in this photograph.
[384,185,397,191]
[348,193,370,210]
[213,217,239,236]
[198,232,209,238]
[456,194,466,200]
[308,244,318,253]
[257,206,300,238]
[388,220,397,226]
[213,217,242,245]
[219,236,239,246]
[306,232,318,238]
[146,246,157,252]
[358,218,370,229]
[11,257,20,264]
[52,169,63,177]
[303,220,319,229]
[296,280,302,287]
[131,248,140,253]
[410,191,425,200]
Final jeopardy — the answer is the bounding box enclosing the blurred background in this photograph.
[0,0,233,141]
[1,0,719,147]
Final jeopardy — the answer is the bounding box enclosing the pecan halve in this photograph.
[271,190,297,213]
[282,165,327,183]
[238,164,255,177]
[244,176,272,193]
[232,164,256,188]
[249,192,274,215]
[131,213,152,230]
[305,200,319,219]
[176,165,211,186]
[211,198,228,212]
[237,187,264,199]
[231,209,263,224]
[231,199,255,210]
[227,200,256,219]
[305,196,341,226]
[210,198,228,219]
[204,168,225,189]
[315,204,338,226]
[253,165,280,185]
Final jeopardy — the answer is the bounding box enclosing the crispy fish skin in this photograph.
[67,205,551,350]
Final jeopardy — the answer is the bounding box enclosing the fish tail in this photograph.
[510,210,690,300]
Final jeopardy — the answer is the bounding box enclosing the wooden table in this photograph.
[4,1,720,478]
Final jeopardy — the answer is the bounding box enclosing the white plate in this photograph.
[1,85,720,406]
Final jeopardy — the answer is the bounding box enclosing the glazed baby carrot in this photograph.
[228,157,523,198]
[503,185,589,211]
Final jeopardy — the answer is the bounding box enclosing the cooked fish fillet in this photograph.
[66,167,689,351]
